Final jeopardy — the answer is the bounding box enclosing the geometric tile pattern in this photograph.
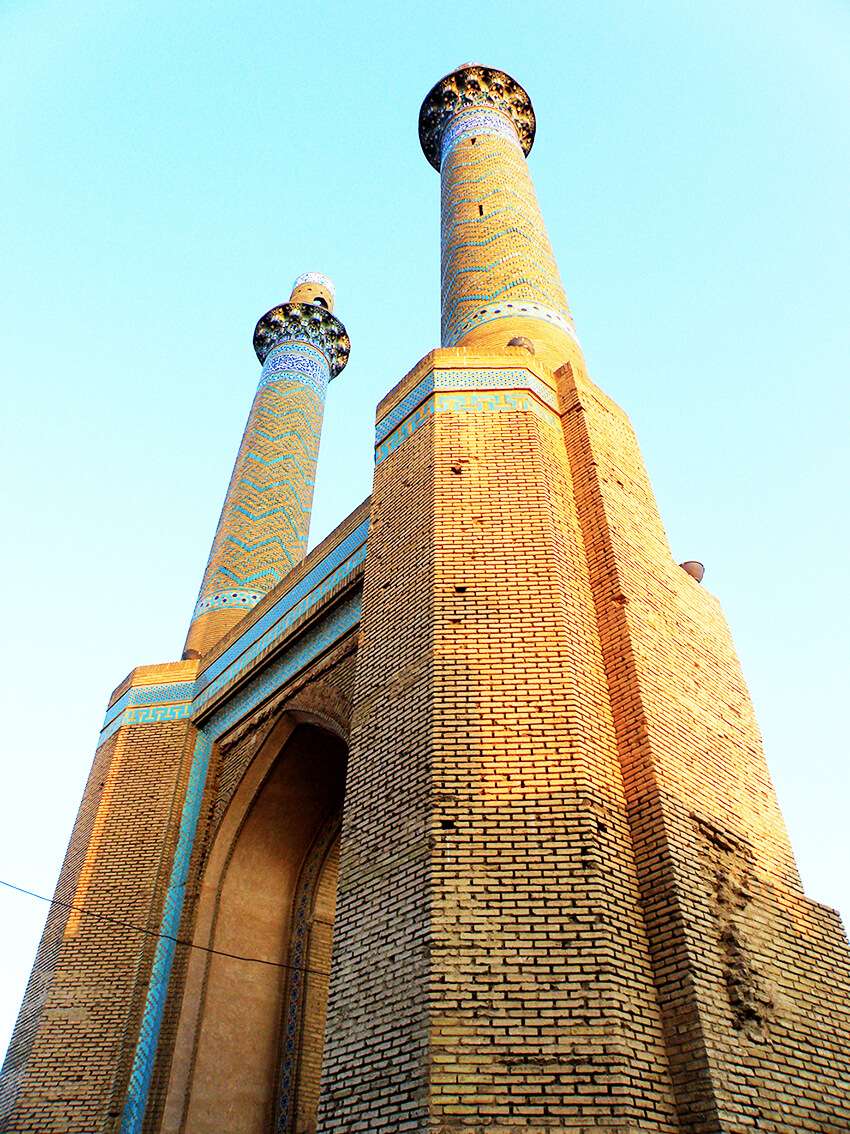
[193,540,367,717]
[374,368,560,466]
[375,367,558,443]
[438,107,577,347]
[189,341,330,626]
[195,518,369,702]
[440,107,522,162]
[100,518,369,748]
[101,681,197,736]
[119,733,212,1134]
[119,589,363,1134]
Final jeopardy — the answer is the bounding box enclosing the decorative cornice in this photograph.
[419,64,536,171]
[253,302,350,377]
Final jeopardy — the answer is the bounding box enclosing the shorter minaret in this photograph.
[184,273,349,657]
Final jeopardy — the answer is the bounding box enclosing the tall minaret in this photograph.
[184,273,349,657]
[419,63,584,375]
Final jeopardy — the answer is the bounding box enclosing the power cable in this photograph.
[0,878,330,977]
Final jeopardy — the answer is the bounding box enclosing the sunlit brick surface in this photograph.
[3,62,850,1134]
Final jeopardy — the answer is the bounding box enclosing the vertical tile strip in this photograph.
[119,731,212,1134]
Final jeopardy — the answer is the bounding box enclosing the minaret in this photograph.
[419,63,584,374]
[184,273,349,657]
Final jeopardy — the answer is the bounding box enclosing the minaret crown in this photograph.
[290,271,336,311]
[419,64,536,171]
[253,298,350,376]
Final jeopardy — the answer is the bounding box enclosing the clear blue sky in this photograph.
[1,0,848,1058]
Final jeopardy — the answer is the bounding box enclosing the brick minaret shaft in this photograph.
[184,273,349,657]
[420,63,584,375]
[318,64,850,1132]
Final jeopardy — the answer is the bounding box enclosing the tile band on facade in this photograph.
[374,366,560,464]
[440,107,523,163]
[256,341,330,397]
[99,519,369,747]
[445,299,580,348]
[120,591,362,1134]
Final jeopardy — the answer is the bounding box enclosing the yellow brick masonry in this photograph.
[0,660,199,1133]
[319,348,680,1132]
[557,359,850,1131]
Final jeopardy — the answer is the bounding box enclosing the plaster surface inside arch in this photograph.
[160,718,346,1134]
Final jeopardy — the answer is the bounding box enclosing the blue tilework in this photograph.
[195,518,369,697]
[194,543,366,717]
[375,368,557,444]
[448,299,580,347]
[375,388,560,466]
[258,341,330,397]
[102,681,197,733]
[191,589,264,619]
[99,703,193,747]
[189,341,328,628]
[440,107,522,165]
[119,590,363,1134]
[204,591,361,739]
[119,731,212,1134]
[102,519,368,750]
[439,127,574,346]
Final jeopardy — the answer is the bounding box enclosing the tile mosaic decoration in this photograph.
[195,517,369,700]
[374,367,560,465]
[119,589,362,1134]
[99,518,368,748]
[257,341,330,397]
[375,389,559,466]
[419,64,536,170]
[449,299,581,347]
[440,106,523,163]
[101,681,197,733]
[119,731,212,1134]
[188,345,329,627]
[375,367,557,444]
[420,68,578,351]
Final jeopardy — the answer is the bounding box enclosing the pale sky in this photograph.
[1,0,849,1058]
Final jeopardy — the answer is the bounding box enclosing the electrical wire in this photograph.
[0,877,330,978]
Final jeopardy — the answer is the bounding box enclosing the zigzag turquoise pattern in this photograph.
[190,342,330,626]
[439,123,573,346]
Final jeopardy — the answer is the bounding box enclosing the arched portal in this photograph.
[161,721,346,1134]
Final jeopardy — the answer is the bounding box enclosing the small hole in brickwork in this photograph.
[441,819,456,830]
[478,204,484,216]
[451,462,463,474]
[471,137,476,145]
[454,585,467,593]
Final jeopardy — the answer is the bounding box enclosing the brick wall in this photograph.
[557,360,850,1131]
[319,349,680,1131]
[0,717,195,1133]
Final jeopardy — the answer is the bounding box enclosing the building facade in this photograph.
[2,63,849,1134]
